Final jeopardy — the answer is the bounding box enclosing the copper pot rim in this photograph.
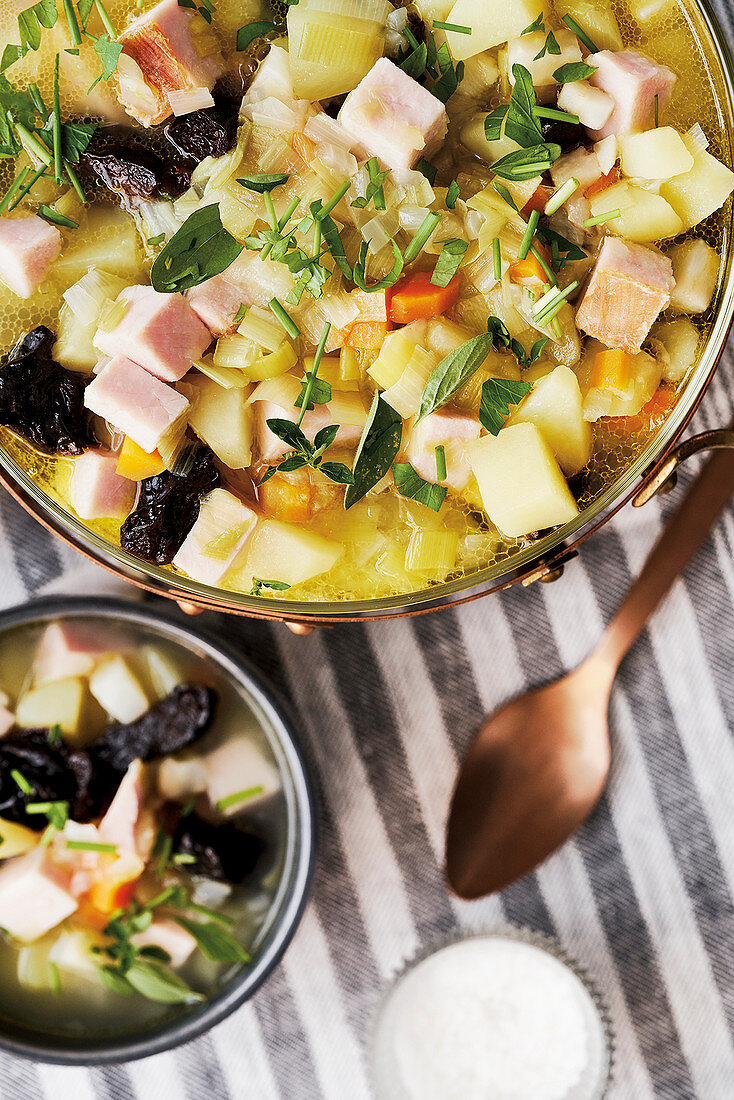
[1,0,733,625]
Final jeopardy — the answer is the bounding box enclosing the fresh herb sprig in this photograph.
[479,378,533,434]
[260,421,354,486]
[344,394,402,510]
[393,463,447,512]
[249,578,292,596]
[151,205,243,293]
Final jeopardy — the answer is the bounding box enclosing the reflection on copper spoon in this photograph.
[446,446,734,900]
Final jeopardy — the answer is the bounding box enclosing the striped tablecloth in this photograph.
[2,22,734,1100]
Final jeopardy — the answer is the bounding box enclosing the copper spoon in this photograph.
[446,445,734,900]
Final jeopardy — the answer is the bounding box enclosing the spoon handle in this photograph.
[597,447,734,672]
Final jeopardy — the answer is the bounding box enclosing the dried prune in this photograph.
[91,684,216,775]
[540,118,582,153]
[173,813,264,884]
[120,446,220,564]
[164,91,239,162]
[0,326,98,456]
[81,128,191,206]
[0,729,82,828]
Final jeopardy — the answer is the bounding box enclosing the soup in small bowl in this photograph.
[0,0,732,615]
[0,597,314,1062]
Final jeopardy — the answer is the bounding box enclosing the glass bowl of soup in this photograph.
[0,596,315,1063]
[0,0,732,623]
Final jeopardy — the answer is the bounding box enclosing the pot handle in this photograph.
[632,428,734,507]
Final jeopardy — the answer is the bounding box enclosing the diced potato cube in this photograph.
[54,303,100,373]
[619,127,693,180]
[507,366,592,476]
[460,115,520,167]
[456,51,500,101]
[415,0,454,17]
[234,520,344,588]
[49,928,106,982]
[557,80,614,132]
[17,937,55,991]
[555,0,623,51]
[467,423,579,537]
[89,657,149,724]
[590,181,683,242]
[16,678,86,739]
[653,318,700,383]
[445,0,544,58]
[668,239,719,314]
[143,646,183,700]
[660,151,734,231]
[179,375,253,469]
[507,29,581,89]
[0,818,39,860]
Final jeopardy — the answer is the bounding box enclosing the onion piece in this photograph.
[167,87,215,116]
[684,122,709,156]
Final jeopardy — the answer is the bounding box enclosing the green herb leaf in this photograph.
[431,42,464,103]
[315,461,354,485]
[17,0,57,54]
[399,40,428,80]
[431,238,468,288]
[215,785,264,812]
[534,29,560,59]
[345,393,402,510]
[446,180,461,209]
[66,840,118,853]
[147,232,166,247]
[97,966,135,996]
[352,158,390,211]
[552,61,598,84]
[250,578,291,596]
[492,180,518,210]
[522,13,545,33]
[353,239,404,293]
[561,13,599,54]
[89,35,122,92]
[504,64,544,147]
[479,377,533,434]
[125,960,204,1004]
[296,375,331,411]
[393,463,447,512]
[235,19,276,52]
[491,142,561,180]
[484,104,508,142]
[237,172,290,194]
[37,203,78,228]
[151,205,243,292]
[435,444,447,481]
[535,225,587,270]
[415,157,437,185]
[418,332,495,420]
[310,199,352,280]
[485,316,548,367]
[57,119,97,163]
[174,917,250,963]
[266,418,311,456]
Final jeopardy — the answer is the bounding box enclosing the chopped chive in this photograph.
[446,180,461,209]
[492,237,501,280]
[11,769,32,795]
[533,106,580,125]
[233,303,247,324]
[263,190,278,232]
[402,25,421,50]
[66,840,118,853]
[561,14,598,54]
[186,902,235,926]
[367,157,386,211]
[654,93,659,127]
[314,181,350,222]
[172,853,197,865]
[269,297,300,339]
[518,209,540,261]
[582,208,621,228]
[278,195,300,231]
[63,161,86,204]
[533,283,563,315]
[551,315,562,339]
[37,204,78,228]
[154,830,173,875]
[435,445,447,481]
[94,0,116,38]
[530,244,558,286]
[12,120,53,168]
[28,84,48,120]
[403,211,442,264]
[433,20,472,33]
[181,795,197,817]
[297,321,330,428]
[147,233,166,247]
[63,0,82,46]
[544,176,579,215]
[40,824,57,847]
[215,785,265,813]
[0,167,31,215]
[533,279,579,324]
[53,54,62,184]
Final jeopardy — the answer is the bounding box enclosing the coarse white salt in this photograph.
[371,936,609,1100]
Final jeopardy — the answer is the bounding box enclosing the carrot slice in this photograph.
[116,437,166,481]
[609,387,677,433]
[388,271,461,324]
[509,246,550,285]
[585,166,621,199]
[344,321,389,348]
[521,184,552,217]
[88,855,145,915]
[590,348,631,392]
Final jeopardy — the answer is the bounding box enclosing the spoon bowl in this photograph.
[447,447,734,900]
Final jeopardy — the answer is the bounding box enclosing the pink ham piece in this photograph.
[69,449,135,522]
[118,0,222,126]
[95,285,211,382]
[0,216,62,299]
[587,50,676,139]
[187,272,247,337]
[575,237,674,354]
[33,622,108,685]
[255,400,363,463]
[407,411,481,492]
[338,58,448,170]
[172,489,257,586]
[98,759,155,859]
[84,354,189,454]
[0,848,77,942]
[132,918,197,968]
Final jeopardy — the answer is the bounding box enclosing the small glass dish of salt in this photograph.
[369,929,612,1100]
